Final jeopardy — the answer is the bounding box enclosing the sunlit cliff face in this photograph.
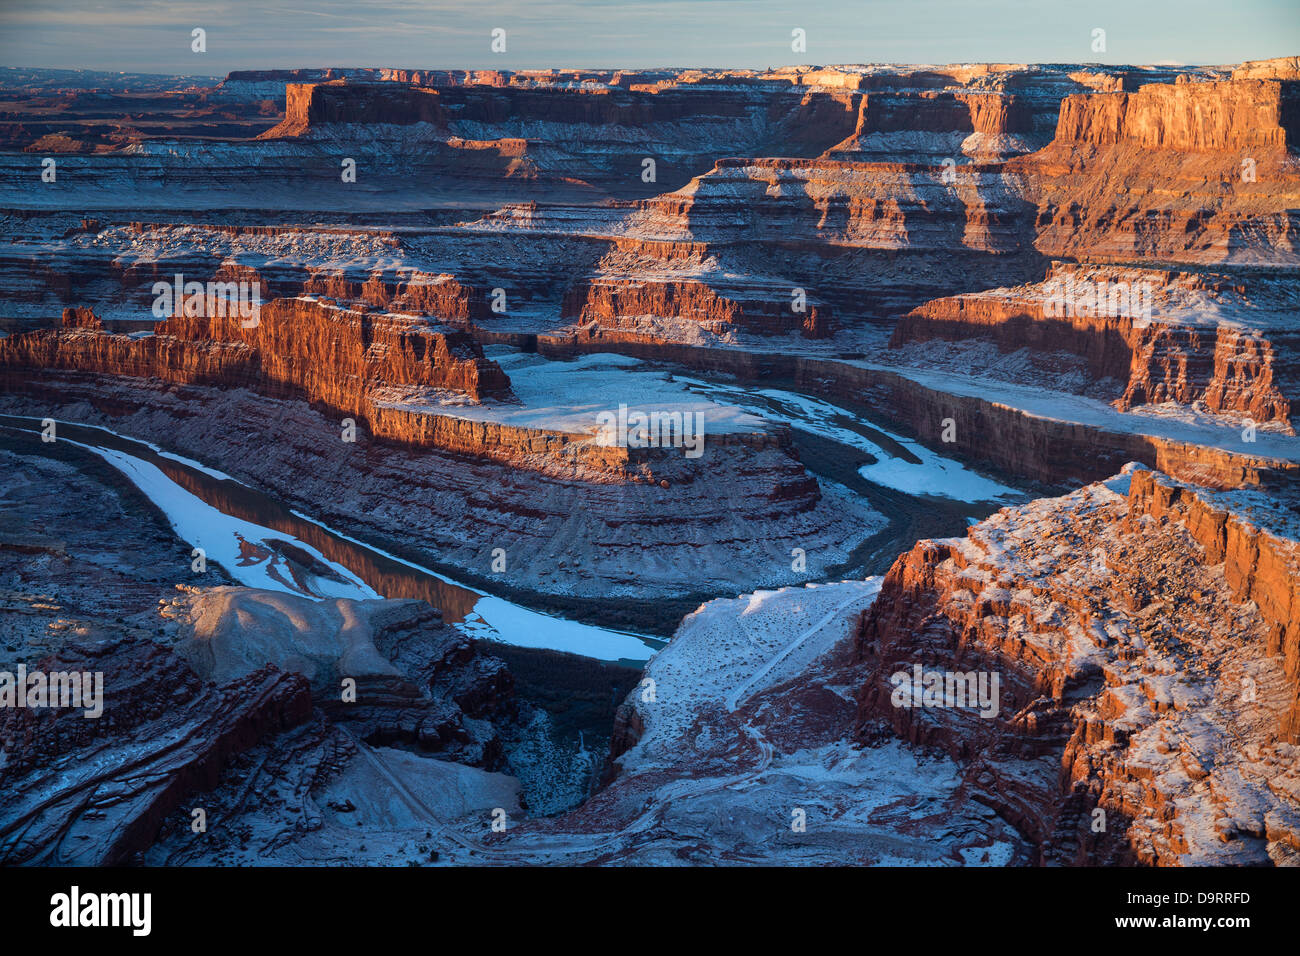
[0,55,1298,869]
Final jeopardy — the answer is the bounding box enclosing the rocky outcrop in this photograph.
[267,81,445,137]
[630,156,1032,254]
[561,275,832,339]
[1011,78,1300,265]
[302,269,487,321]
[2,301,510,404]
[825,89,1041,162]
[589,156,1042,325]
[1233,57,1300,81]
[0,219,579,333]
[1052,79,1299,151]
[855,466,1300,864]
[0,638,312,866]
[477,329,1299,491]
[892,263,1300,430]
[61,306,103,330]
[162,585,517,767]
[0,309,263,387]
[1125,470,1300,739]
[158,298,512,401]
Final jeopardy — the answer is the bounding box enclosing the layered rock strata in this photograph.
[472,330,1300,492]
[855,466,1300,864]
[0,638,311,866]
[1009,77,1300,265]
[0,374,874,599]
[892,263,1300,431]
[0,441,522,864]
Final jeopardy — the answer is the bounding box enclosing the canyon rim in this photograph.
[0,0,1297,939]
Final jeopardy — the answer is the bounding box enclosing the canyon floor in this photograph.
[0,58,1298,867]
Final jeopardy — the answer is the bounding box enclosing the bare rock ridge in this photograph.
[892,263,1300,431]
[855,465,1300,865]
[562,274,833,339]
[1012,77,1300,264]
[1052,78,1299,151]
[0,639,313,866]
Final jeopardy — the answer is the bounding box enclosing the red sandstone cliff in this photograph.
[1011,78,1300,264]
[892,264,1299,430]
[0,303,826,490]
[855,466,1300,864]
[0,301,511,404]
[1052,79,1298,151]
[0,302,544,472]
[160,298,511,401]
[561,275,832,339]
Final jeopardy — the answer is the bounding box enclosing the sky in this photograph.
[0,0,1296,75]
